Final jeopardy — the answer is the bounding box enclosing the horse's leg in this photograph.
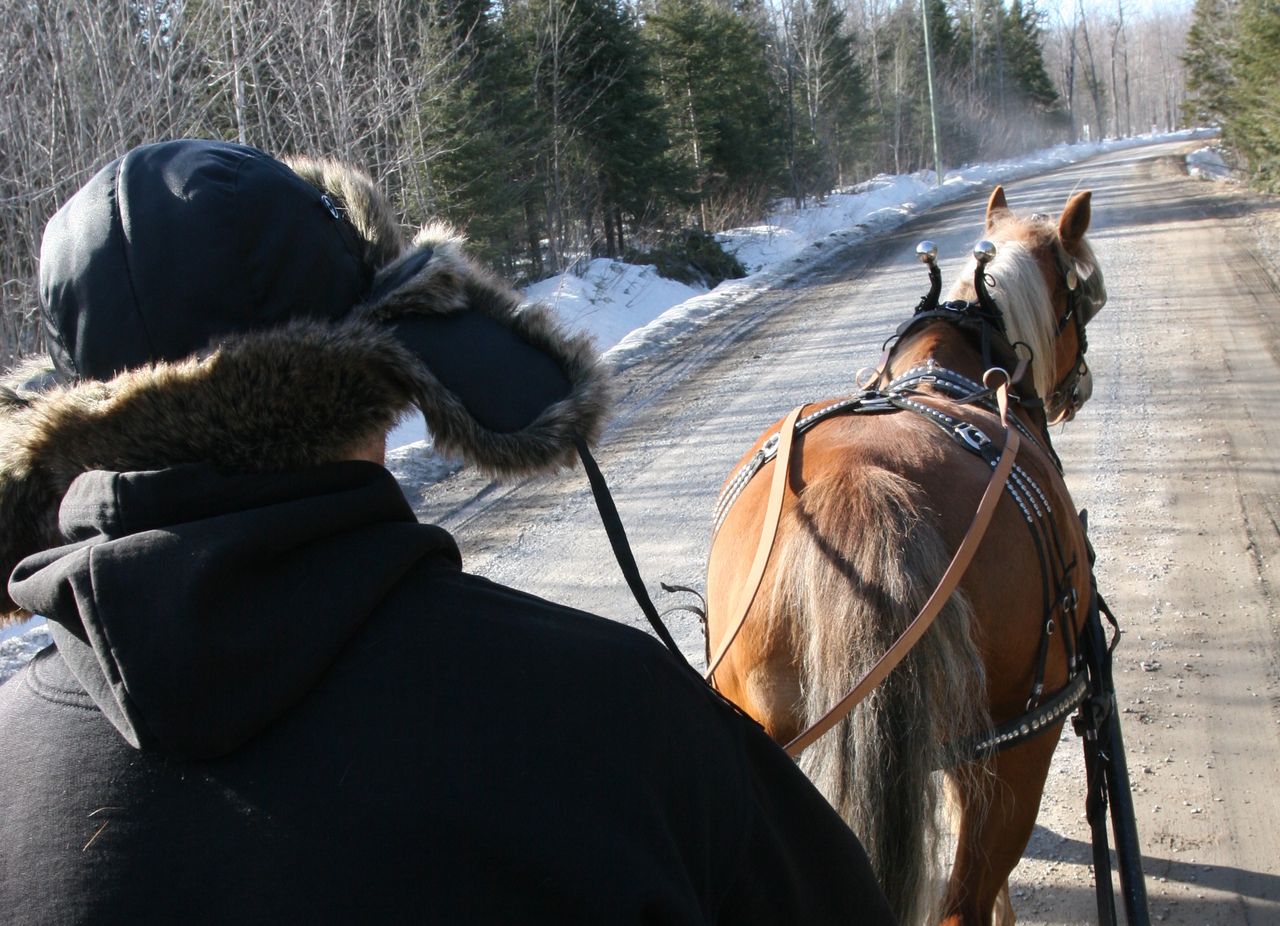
[992,881,1015,926]
[940,726,1060,926]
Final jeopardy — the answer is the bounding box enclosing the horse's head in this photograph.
[951,186,1107,423]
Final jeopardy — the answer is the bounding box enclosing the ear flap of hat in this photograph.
[357,229,609,476]
[284,159,610,477]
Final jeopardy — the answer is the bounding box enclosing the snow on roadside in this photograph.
[1,616,52,683]
[1186,145,1237,183]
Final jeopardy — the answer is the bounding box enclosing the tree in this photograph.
[646,0,787,229]
[1182,0,1239,125]
[788,0,872,193]
[1224,0,1280,188]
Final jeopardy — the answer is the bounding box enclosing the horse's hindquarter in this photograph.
[706,395,1089,736]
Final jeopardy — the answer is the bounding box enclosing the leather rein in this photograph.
[707,366,1022,759]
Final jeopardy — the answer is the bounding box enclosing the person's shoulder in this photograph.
[395,563,667,653]
[386,562,751,732]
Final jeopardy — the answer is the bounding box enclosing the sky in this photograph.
[1040,0,1194,25]
[0,126,1215,680]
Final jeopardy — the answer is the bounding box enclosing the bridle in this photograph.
[1040,214,1106,423]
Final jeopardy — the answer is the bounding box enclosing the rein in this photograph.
[706,369,1023,758]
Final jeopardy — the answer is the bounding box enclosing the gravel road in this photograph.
[404,140,1280,924]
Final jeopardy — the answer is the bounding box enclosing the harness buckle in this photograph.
[953,422,991,453]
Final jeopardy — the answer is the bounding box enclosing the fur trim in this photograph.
[0,320,426,618]
[271,160,611,472]
[370,229,472,316]
[283,156,405,270]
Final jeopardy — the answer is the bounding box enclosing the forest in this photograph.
[1183,0,1280,191]
[0,0,1191,363]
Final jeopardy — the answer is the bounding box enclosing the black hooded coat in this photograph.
[0,455,891,924]
[0,143,894,924]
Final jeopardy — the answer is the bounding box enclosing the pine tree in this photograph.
[646,0,788,229]
[417,0,546,277]
[1225,0,1280,188]
[548,0,679,256]
[1004,0,1061,113]
[1182,0,1239,126]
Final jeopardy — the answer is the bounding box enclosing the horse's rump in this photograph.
[710,415,996,924]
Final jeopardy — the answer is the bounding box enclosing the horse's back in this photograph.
[708,394,1089,727]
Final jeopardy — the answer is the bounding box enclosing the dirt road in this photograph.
[406,141,1280,923]
[1011,152,1280,925]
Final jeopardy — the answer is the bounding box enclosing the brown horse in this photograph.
[705,186,1106,926]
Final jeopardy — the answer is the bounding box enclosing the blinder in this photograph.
[1047,252,1105,422]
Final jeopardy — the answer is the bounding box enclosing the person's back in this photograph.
[0,140,894,924]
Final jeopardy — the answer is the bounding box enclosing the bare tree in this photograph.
[0,0,467,362]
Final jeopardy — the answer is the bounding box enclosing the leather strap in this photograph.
[576,439,690,667]
[784,415,1020,757]
[705,404,806,685]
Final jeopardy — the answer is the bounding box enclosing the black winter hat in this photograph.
[33,139,608,474]
[40,140,374,381]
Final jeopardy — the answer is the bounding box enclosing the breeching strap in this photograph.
[705,404,806,684]
[784,380,1019,757]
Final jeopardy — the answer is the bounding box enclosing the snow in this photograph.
[1186,145,1237,183]
[0,615,52,681]
[1,128,1214,684]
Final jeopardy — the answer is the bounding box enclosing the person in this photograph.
[0,139,894,924]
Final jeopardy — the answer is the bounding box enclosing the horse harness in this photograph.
[707,249,1092,762]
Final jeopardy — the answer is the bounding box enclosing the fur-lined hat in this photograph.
[0,139,609,617]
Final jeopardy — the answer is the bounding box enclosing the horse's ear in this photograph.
[985,186,1010,231]
[1059,190,1092,252]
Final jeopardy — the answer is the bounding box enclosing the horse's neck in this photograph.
[885,324,989,384]
[885,322,1054,438]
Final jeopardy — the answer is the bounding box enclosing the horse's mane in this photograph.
[948,219,1100,402]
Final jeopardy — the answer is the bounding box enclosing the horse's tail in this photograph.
[767,465,991,925]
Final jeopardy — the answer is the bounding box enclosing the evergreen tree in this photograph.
[1225,0,1280,188]
[549,0,680,256]
[1003,0,1061,113]
[950,0,1066,158]
[646,0,788,229]
[417,0,547,277]
[1182,0,1240,125]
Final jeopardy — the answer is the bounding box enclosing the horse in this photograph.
[704,186,1107,926]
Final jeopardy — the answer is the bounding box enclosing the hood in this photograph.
[9,460,460,758]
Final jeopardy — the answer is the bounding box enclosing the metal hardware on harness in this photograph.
[711,362,1062,539]
[954,422,992,453]
[705,404,806,683]
[711,397,864,535]
[947,672,1089,764]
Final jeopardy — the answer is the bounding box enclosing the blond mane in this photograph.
[947,219,1100,402]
